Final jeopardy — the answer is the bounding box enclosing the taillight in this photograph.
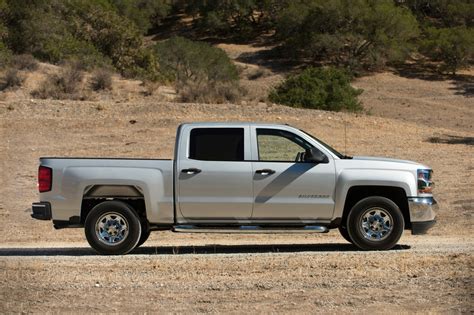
[417,169,434,194]
[38,166,52,193]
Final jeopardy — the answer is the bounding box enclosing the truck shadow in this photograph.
[0,243,411,256]
[254,163,315,203]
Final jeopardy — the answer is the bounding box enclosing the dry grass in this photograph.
[11,54,38,71]
[178,80,244,104]
[90,69,112,91]
[31,63,85,100]
[1,68,24,91]
[141,80,161,96]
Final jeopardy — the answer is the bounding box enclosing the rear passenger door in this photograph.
[177,126,254,221]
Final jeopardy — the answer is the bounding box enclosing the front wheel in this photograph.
[347,196,404,250]
[85,201,142,255]
[338,225,353,244]
[135,221,151,248]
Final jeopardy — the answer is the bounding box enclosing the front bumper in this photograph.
[31,202,52,220]
[408,197,438,235]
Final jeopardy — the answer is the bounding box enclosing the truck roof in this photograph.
[179,122,293,128]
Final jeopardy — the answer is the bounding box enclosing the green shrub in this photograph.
[0,0,8,39]
[0,0,10,69]
[0,42,11,68]
[420,27,474,74]
[154,36,241,103]
[71,4,159,78]
[269,67,363,112]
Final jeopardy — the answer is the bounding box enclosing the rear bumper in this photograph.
[408,197,438,235]
[31,202,52,220]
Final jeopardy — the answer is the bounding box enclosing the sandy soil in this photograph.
[353,69,474,133]
[0,235,472,313]
[0,45,473,312]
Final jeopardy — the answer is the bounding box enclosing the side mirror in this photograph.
[305,148,329,164]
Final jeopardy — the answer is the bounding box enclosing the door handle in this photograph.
[181,168,202,175]
[255,169,275,176]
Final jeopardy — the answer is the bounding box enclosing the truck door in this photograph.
[176,126,253,221]
[251,128,336,221]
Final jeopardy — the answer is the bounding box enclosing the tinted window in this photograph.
[189,128,244,161]
[257,129,312,162]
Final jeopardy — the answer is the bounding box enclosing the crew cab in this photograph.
[32,123,437,254]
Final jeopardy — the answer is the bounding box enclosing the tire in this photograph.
[85,200,142,255]
[135,220,151,248]
[338,225,353,244]
[347,196,404,250]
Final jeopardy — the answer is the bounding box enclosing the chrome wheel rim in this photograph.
[95,212,129,246]
[359,207,393,241]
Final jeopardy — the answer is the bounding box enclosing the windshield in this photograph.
[299,129,347,159]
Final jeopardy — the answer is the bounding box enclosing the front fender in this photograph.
[333,169,416,219]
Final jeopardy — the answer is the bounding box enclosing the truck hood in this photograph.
[352,156,420,165]
[348,156,430,170]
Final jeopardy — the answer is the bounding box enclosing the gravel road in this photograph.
[1,234,472,313]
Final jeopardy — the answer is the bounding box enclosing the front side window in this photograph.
[257,129,312,162]
[189,128,244,161]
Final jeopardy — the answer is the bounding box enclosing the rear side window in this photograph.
[189,128,244,161]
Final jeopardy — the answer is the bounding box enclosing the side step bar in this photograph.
[173,225,329,233]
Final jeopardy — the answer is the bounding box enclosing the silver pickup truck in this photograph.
[32,123,437,254]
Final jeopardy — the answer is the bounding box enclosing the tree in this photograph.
[400,0,474,28]
[185,0,281,39]
[109,0,171,34]
[421,27,474,74]
[0,0,11,67]
[276,0,420,71]
[4,0,158,78]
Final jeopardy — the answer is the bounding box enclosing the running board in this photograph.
[173,225,329,233]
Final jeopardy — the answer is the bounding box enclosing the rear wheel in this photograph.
[347,196,404,250]
[85,201,142,255]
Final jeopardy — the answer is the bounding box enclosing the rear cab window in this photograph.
[189,128,244,161]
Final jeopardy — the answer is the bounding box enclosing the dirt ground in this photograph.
[0,236,472,313]
[0,50,473,312]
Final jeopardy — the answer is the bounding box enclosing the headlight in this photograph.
[417,169,434,194]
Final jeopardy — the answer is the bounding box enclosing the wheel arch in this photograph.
[80,185,147,224]
[341,185,410,229]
